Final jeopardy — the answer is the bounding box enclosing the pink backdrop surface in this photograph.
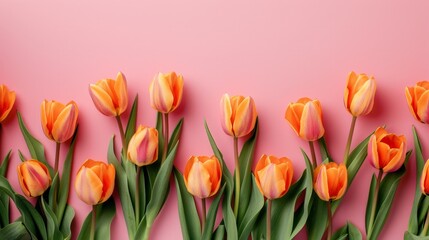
[1,1,429,239]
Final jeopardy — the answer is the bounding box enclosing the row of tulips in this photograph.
[0,72,428,240]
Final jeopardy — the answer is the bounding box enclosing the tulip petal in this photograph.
[75,167,103,205]
[150,73,174,113]
[349,78,376,116]
[417,90,429,123]
[220,94,234,136]
[422,161,429,195]
[114,72,128,116]
[100,164,115,203]
[233,97,257,137]
[186,159,212,199]
[315,165,330,201]
[171,73,184,112]
[89,84,117,116]
[257,163,285,199]
[52,102,78,143]
[300,101,325,141]
[285,103,303,137]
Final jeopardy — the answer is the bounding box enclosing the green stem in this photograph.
[54,142,60,173]
[233,137,240,216]
[116,116,127,154]
[343,116,357,166]
[143,222,152,240]
[162,113,169,163]
[90,205,96,240]
[368,169,383,239]
[421,206,429,236]
[201,198,206,233]
[135,167,141,225]
[267,199,272,240]
[309,141,317,168]
[327,201,332,240]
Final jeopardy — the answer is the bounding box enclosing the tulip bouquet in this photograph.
[89,72,184,240]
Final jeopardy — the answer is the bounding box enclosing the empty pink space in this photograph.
[1,1,429,239]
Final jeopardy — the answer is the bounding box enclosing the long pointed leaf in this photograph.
[203,185,226,240]
[125,95,138,144]
[0,221,31,240]
[238,176,263,240]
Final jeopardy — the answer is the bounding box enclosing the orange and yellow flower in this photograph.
[405,81,429,123]
[313,162,347,201]
[285,97,325,141]
[254,155,294,200]
[344,71,376,117]
[0,84,15,123]
[41,100,78,143]
[127,126,159,167]
[220,94,257,138]
[184,156,222,199]
[75,160,115,205]
[149,72,184,113]
[17,160,51,198]
[368,127,406,173]
[89,72,128,117]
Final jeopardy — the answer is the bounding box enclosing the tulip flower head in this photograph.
[220,94,257,138]
[127,126,159,167]
[254,155,294,200]
[344,71,376,117]
[0,84,15,123]
[17,160,51,198]
[149,72,184,113]
[75,160,115,205]
[405,81,429,124]
[41,100,79,143]
[313,162,347,201]
[184,156,222,199]
[285,97,325,141]
[368,127,406,173]
[421,160,429,195]
[89,72,128,117]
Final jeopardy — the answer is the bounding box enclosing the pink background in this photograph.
[1,1,429,239]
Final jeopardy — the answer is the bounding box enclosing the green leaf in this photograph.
[77,198,116,240]
[212,224,226,240]
[237,119,258,224]
[15,194,47,240]
[409,126,426,234]
[203,184,226,240]
[365,174,377,233]
[251,202,266,240]
[173,168,201,240]
[168,118,184,153]
[307,196,328,240]
[17,112,54,177]
[318,137,333,162]
[332,222,362,240]
[0,221,31,240]
[204,121,237,240]
[18,150,26,162]
[107,137,136,238]
[41,197,62,240]
[405,231,429,240]
[0,150,11,177]
[59,205,75,239]
[125,95,139,144]
[48,173,59,208]
[238,175,263,240]
[418,196,429,228]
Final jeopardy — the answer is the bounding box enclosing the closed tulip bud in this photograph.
[313,162,347,201]
[254,155,294,200]
[368,127,406,173]
[344,71,376,117]
[41,100,78,143]
[0,85,16,123]
[75,160,115,205]
[17,160,51,198]
[420,160,429,195]
[127,126,159,167]
[285,97,325,141]
[89,72,128,117]
[405,81,429,123]
[184,156,222,199]
[220,94,257,138]
[149,72,184,113]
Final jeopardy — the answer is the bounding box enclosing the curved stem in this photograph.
[90,205,96,240]
[233,137,240,216]
[143,222,152,240]
[162,113,169,163]
[135,167,141,225]
[201,198,206,233]
[327,201,332,240]
[368,169,383,239]
[115,116,127,154]
[343,116,357,166]
[54,142,61,173]
[421,205,429,236]
[309,141,317,168]
[267,199,272,240]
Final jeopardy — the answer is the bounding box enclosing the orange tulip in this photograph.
[184,156,222,199]
[149,72,184,113]
[254,155,294,200]
[127,126,159,167]
[75,160,115,205]
[344,71,376,116]
[313,162,347,201]
[368,127,406,173]
[41,100,78,143]
[421,160,429,195]
[285,97,325,141]
[405,81,429,123]
[220,94,257,138]
[17,160,51,198]
[89,72,128,117]
[0,84,15,123]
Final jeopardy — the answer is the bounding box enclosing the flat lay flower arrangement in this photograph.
[0,71,428,240]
